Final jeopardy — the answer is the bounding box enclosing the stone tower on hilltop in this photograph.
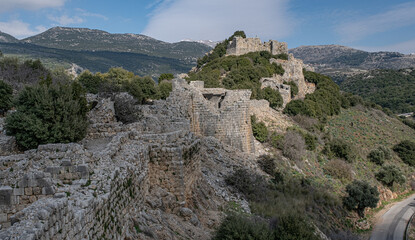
[226,36,288,56]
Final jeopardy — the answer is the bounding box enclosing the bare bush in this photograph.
[292,115,319,131]
[283,131,306,162]
[324,159,353,182]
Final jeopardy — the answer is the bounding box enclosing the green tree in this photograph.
[376,165,405,188]
[213,214,272,240]
[324,139,355,163]
[261,87,283,109]
[393,140,415,167]
[368,148,385,165]
[158,73,174,81]
[273,214,320,240]
[0,80,13,114]
[77,70,104,94]
[343,180,379,217]
[5,82,88,150]
[251,115,268,143]
[139,76,158,101]
[158,80,172,100]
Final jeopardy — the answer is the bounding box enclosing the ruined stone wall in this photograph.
[169,79,255,153]
[0,93,206,239]
[226,37,288,56]
[260,77,291,107]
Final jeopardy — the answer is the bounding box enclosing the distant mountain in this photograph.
[0,31,18,43]
[289,45,415,82]
[181,39,219,48]
[22,27,211,64]
[0,42,190,77]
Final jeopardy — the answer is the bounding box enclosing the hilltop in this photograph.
[22,27,211,63]
[0,31,18,43]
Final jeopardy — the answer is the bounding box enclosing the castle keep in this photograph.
[226,36,288,56]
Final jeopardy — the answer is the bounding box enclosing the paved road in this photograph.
[370,193,415,240]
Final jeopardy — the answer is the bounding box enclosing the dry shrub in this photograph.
[283,131,306,162]
[324,159,353,182]
[258,155,277,175]
[292,115,319,131]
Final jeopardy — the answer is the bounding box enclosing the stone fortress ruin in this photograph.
[0,36,313,239]
[226,36,316,107]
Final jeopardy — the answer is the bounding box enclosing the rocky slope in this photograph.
[0,32,18,43]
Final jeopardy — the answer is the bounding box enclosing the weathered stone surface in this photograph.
[226,37,288,56]
[0,187,12,205]
[168,79,255,153]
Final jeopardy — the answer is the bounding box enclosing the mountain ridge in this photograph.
[289,45,415,82]
[21,26,211,63]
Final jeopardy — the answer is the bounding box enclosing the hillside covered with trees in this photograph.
[340,68,415,114]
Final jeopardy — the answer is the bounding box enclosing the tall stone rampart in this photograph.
[169,79,255,153]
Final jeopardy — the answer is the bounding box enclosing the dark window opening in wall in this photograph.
[202,93,226,109]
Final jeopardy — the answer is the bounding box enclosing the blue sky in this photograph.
[1,0,415,53]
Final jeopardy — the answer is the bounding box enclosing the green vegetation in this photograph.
[251,115,268,143]
[0,57,50,89]
[324,139,355,163]
[77,67,169,103]
[189,31,286,104]
[261,86,283,109]
[376,165,405,188]
[197,30,246,67]
[343,180,379,217]
[340,68,415,113]
[284,81,298,97]
[158,80,173,100]
[367,146,391,165]
[283,70,341,119]
[393,140,415,167]
[158,73,174,81]
[5,81,88,150]
[402,118,415,130]
[0,42,191,76]
[222,167,353,239]
[0,80,13,114]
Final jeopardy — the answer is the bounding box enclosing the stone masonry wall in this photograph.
[226,37,288,56]
[0,94,205,239]
[169,79,255,153]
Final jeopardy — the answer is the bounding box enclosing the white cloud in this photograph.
[354,38,415,54]
[142,0,295,43]
[0,0,66,12]
[337,2,415,43]
[48,15,84,25]
[75,8,108,20]
[0,20,45,38]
